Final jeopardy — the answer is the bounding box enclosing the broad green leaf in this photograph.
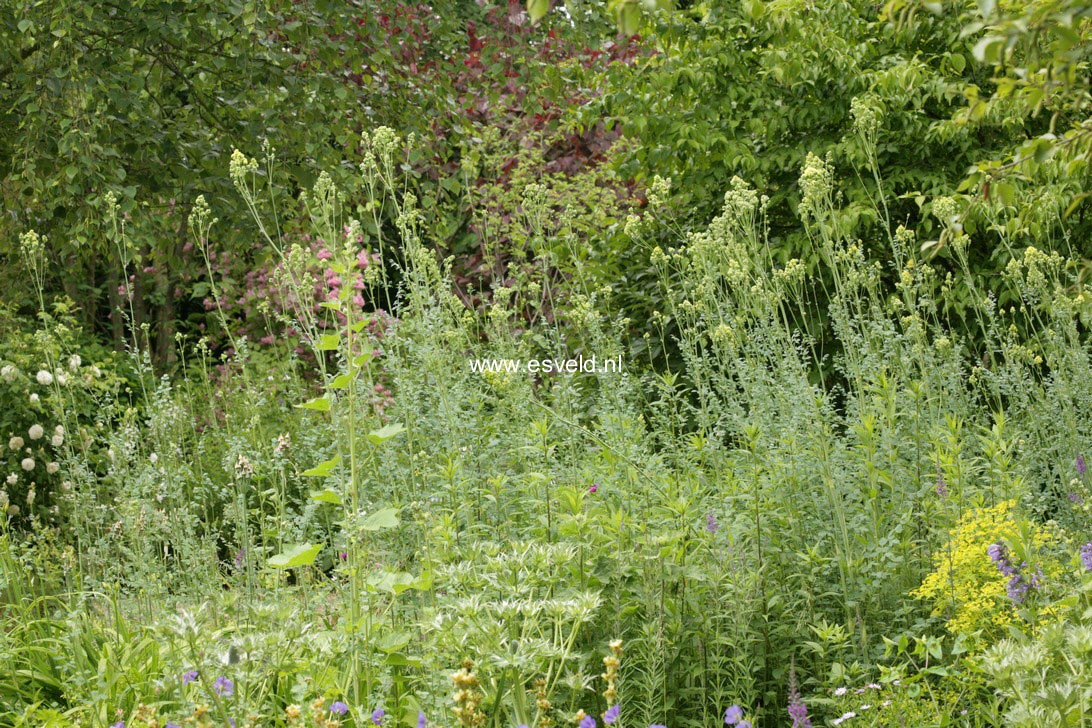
[316,333,340,351]
[310,488,343,505]
[366,422,405,445]
[527,0,550,23]
[268,543,321,569]
[361,507,401,531]
[297,395,332,412]
[301,454,341,477]
[329,373,353,389]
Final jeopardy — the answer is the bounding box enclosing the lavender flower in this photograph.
[650,725,667,728]
[330,702,349,715]
[706,512,719,534]
[725,705,744,725]
[934,473,948,498]
[787,672,812,727]
[213,676,234,697]
[111,722,124,728]
[1078,453,1087,477]
[738,723,752,728]
[1081,543,1092,572]
[166,724,180,728]
[372,708,385,725]
[580,715,596,728]
[182,669,199,685]
[604,705,621,725]
[417,711,427,728]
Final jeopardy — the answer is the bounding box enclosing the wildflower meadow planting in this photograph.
[1,0,1091,726]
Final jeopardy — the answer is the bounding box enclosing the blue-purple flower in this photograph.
[330,701,349,716]
[934,473,948,498]
[371,708,385,725]
[417,711,427,728]
[1081,543,1092,572]
[706,512,719,534]
[1078,453,1087,477]
[604,705,621,725]
[111,722,124,728]
[725,705,744,725]
[579,715,596,728]
[787,676,812,727]
[182,669,199,685]
[213,676,234,697]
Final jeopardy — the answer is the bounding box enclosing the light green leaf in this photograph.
[301,454,341,477]
[361,507,401,531]
[268,543,321,569]
[316,333,340,351]
[309,488,343,505]
[297,395,331,412]
[527,0,550,23]
[366,422,405,445]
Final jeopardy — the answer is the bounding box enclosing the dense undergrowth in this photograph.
[2,119,1092,728]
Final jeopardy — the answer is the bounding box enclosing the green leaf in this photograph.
[527,0,550,23]
[329,373,353,389]
[316,333,340,351]
[18,19,32,33]
[297,395,332,412]
[361,507,401,531]
[309,488,343,505]
[366,422,405,445]
[301,454,341,477]
[617,1,641,34]
[268,543,321,569]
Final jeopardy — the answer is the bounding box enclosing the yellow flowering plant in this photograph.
[914,500,1065,639]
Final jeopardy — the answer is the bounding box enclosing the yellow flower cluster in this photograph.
[913,500,1058,636]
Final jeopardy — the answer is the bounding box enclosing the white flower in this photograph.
[5,474,16,486]
[9,436,24,450]
[7,504,20,516]
[36,370,53,386]
[149,452,158,464]
[25,489,35,506]
[46,462,59,474]
[833,687,847,697]
[91,365,102,378]
[28,424,44,440]
[29,393,39,404]
[51,435,63,447]
[54,425,64,436]
[56,372,68,386]
[0,491,7,509]
[831,712,857,726]
[20,458,35,471]
[68,355,81,370]
[0,365,14,381]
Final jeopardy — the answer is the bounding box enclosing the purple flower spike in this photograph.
[1081,543,1092,572]
[371,708,385,725]
[417,711,427,728]
[213,676,234,697]
[330,701,349,715]
[725,705,744,725]
[1078,453,1087,476]
[706,512,719,534]
[604,705,621,725]
[934,473,948,498]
